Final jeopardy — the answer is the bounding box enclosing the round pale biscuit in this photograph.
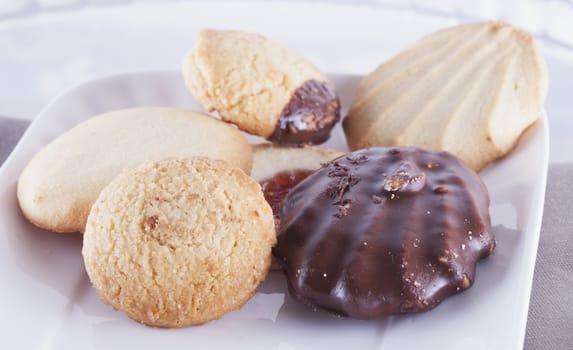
[183,29,340,145]
[17,107,253,233]
[343,22,548,171]
[82,157,275,327]
[251,144,344,182]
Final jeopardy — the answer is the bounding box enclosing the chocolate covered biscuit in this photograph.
[274,147,495,319]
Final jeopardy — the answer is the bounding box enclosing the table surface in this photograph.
[0,2,572,349]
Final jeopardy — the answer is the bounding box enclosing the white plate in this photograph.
[0,70,548,350]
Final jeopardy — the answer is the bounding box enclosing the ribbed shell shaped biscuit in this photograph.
[183,29,341,145]
[82,157,276,327]
[274,147,495,319]
[343,22,548,171]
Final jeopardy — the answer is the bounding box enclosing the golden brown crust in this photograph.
[82,157,275,327]
[183,29,329,138]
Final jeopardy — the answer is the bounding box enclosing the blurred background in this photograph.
[1,0,572,161]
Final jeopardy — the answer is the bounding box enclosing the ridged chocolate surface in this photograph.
[274,147,495,319]
[268,80,340,145]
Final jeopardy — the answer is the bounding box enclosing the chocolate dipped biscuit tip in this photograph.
[268,80,340,146]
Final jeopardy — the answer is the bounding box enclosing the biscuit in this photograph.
[183,29,341,145]
[251,144,343,184]
[343,22,548,171]
[82,157,276,327]
[274,147,495,319]
[17,107,253,233]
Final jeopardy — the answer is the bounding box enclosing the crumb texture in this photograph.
[82,157,275,327]
[183,29,329,137]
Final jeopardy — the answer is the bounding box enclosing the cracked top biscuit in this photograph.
[82,157,276,327]
[183,29,340,146]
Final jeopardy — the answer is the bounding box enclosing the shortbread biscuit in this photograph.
[82,157,275,327]
[251,144,343,184]
[343,22,548,171]
[183,29,340,145]
[17,107,253,233]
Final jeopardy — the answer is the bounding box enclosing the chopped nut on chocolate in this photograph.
[274,147,494,319]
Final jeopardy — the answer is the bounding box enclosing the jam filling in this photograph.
[260,169,314,220]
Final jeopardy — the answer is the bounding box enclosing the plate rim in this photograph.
[0,68,550,350]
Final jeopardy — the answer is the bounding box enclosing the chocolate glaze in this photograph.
[273,147,495,319]
[268,80,340,146]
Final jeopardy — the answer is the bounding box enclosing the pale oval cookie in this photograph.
[17,107,253,233]
[343,21,548,171]
[82,157,276,328]
[183,29,341,146]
